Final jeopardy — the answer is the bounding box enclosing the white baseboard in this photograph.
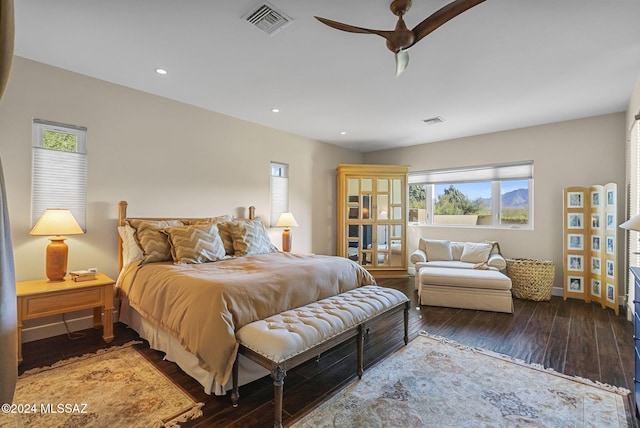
[21,310,120,344]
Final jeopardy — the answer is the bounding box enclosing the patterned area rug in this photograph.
[292,331,631,427]
[0,342,203,428]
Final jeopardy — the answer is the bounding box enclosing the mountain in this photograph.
[476,188,528,209]
[502,188,529,208]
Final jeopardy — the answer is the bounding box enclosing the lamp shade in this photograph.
[275,212,299,228]
[620,214,640,232]
[30,208,84,236]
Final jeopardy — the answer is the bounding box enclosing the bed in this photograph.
[115,201,376,395]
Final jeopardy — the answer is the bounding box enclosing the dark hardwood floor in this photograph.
[19,277,637,427]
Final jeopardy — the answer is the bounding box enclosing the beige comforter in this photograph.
[117,252,376,385]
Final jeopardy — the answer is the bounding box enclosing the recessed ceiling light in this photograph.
[271,108,280,113]
[155,68,168,75]
[340,131,347,135]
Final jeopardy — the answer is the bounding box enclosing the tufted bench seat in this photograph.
[230,285,410,428]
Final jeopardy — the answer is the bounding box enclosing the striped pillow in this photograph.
[128,219,185,264]
[229,218,277,257]
[164,223,226,264]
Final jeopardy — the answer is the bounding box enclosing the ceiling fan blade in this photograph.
[411,0,486,46]
[395,50,409,76]
[314,16,395,40]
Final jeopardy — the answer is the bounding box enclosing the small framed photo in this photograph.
[606,213,615,231]
[606,235,615,255]
[591,191,601,208]
[567,191,584,208]
[607,189,615,207]
[592,235,601,252]
[567,234,583,251]
[606,259,615,278]
[567,213,583,229]
[568,276,584,293]
[591,257,601,274]
[591,279,601,297]
[591,214,601,230]
[606,283,615,303]
[568,255,583,271]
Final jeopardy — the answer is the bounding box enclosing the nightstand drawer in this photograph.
[21,287,105,319]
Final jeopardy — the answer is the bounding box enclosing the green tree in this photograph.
[435,185,481,215]
[43,130,77,152]
[409,184,425,209]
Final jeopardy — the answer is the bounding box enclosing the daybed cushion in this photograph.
[460,242,493,264]
[423,239,453,261]
[418,267,512,291]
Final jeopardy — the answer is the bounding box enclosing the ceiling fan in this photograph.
[315,0,486,76]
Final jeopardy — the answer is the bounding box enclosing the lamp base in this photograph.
[46,236,68,282]
[282,228,292,253]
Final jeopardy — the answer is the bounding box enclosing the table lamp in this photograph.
[276,212,298,252]
[30,208,84,281]
[620,214,640,232]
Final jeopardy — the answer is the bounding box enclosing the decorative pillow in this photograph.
[128,219,185,264]
[451,242,465,260]
[118,224,143,266]
[163,223,226,264]
[424,239,453,261]
[217,221,235,255]
[229,218,277,257]
[460,242,493,264]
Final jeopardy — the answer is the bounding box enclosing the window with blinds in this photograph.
[408,161,533,228]
[32,119,87,230]
[270,161,289,227]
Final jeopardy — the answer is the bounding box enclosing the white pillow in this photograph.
[460,242,493,264]
[118,224,144,266]
[424,239,453,261]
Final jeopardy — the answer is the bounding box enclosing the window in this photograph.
[626,115,640,300]
[32,119,87,230]
[408,161,533,229]
[270,161,289,227]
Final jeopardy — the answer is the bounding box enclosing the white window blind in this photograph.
[626,115,640,302]
[32,120,87,230]
[409,161,533,184]
[270,161,289,227]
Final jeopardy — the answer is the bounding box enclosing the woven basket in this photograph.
[505,258,555,301]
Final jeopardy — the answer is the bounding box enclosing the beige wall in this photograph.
[364,113,627,294]
[0,57,363,285]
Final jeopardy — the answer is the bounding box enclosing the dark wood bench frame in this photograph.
[230,299,410,428]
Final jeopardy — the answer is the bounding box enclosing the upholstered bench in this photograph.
[418,267,513,313]
[231,285,410,428]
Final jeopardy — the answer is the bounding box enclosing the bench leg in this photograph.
[231,355,240,407]
[357,324,364,378]
[272,366,286,428]
[403,301,410,345]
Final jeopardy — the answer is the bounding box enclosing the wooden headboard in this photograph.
[117,200,255,273]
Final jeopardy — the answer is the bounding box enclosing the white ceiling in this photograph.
[12,0,640,152]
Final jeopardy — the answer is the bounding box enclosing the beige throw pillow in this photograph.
[229,218,277,257]
[460,242,493,264]
[118,224,144,266]
[163,223,226,264]
[424,239,453,261]
[128,219,185,264]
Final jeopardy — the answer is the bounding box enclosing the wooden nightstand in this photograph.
[16,273,115,363]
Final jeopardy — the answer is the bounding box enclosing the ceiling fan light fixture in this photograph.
[423,116,445,125]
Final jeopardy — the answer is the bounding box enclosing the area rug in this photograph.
[0,342,203,428]
[291,331,631,427]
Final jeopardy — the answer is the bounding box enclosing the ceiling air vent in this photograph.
[244,2,293,35]
[423,116,445,125]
